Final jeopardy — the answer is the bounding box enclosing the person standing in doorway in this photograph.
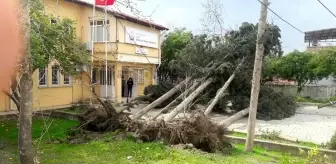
[127,77,134,98]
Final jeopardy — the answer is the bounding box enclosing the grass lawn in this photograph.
[296,96,336,104]
[0,118,307,164]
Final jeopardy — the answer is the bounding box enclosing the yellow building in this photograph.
[0,0,168,112]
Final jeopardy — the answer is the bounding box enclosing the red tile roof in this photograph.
[65,0,169,31]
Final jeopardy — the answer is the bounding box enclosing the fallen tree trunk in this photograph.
[164,78,214,122]
[132,77,191,120]
[220,108,249,128]
[152,80,201,120]
[204,59,245,116]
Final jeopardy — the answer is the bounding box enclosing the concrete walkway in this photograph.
[213,106,336,144]
[131,105,336,145]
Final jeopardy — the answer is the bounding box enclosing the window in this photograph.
[38,68,47,86]
[92,68,97,83]
[63,74,71,85]
[90,20,110,42]
[99,68,113,85]
[137,69,144,84]
[51,65,60,85]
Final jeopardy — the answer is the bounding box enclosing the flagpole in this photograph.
[91,1,96,99]
[105,4,108,100]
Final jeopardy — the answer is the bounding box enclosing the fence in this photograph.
[268,85,336,99]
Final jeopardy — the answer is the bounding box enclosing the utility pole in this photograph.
[19,0,34,163]
[245,0,269,152]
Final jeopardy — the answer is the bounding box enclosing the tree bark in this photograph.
[19,0,34,163]
[245,0,268,152]
[204,59,245,116]
[153,79,200,120]
[164,78,214,122]
[220,108,249,128]
[132,78,191,120]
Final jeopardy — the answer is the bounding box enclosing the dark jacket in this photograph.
[127,79,133,88]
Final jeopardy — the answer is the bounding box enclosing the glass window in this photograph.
[38,68,47,86]
[52,65,60,85]
[63,74,71,85]
[90,20,110,42]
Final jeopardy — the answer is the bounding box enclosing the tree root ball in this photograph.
[136,112,232,153]
[76,106,231,153]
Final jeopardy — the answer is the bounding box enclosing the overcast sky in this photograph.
[127,0,336,54]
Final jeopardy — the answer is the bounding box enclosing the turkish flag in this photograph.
[95,0,115,6]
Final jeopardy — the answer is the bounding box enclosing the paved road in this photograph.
[131,105,336,144]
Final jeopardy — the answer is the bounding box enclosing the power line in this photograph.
[256,0,304,34]
[317,0,336,19]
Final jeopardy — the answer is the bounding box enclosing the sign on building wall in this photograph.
[135,46,149,55]
[125,27,158,48]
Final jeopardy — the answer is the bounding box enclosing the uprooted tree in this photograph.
[74,21,297,153]
[140,22,293,121]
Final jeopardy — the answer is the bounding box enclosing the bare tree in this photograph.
[201,0,225,37]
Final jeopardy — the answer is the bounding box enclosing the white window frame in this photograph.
[51,65,60,86]
[63,74,71,85]
[90,20,110,42]
[137,69,144,84]
[38,67,47,87]
[99,68,113,86]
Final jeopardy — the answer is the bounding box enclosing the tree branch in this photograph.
[2,90,20,112]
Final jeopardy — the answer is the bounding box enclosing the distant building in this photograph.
[304,28,336,86]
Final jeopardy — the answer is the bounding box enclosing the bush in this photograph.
[256,87,297,120]
[328,131,336,150]
[221,86,297,120]
[305,147,329,164]
[260,129,281,140]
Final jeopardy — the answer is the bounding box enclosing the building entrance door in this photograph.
[100,67,115,100]
[122,67,138,98]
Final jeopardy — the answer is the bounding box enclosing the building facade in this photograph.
[0,0,168,112]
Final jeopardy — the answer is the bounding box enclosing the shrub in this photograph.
[328,131,336,150]
[305,147,329,164]
[260,129,281,140]
[222,86,297,120]
[256,87,297,120]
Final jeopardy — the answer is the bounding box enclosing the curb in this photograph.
[226,135,336,160]
[296,102,323,106]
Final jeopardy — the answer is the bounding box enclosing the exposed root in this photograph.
[74,105,231,154]
[136,111,232,153]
